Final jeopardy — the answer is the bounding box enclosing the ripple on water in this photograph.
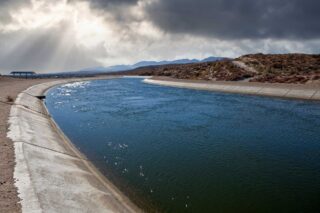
[46,78,320,213]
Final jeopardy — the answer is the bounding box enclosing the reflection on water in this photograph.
[46,78,320,212]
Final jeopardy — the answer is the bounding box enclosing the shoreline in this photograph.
[6,77,141,212]
[144,77,320,101]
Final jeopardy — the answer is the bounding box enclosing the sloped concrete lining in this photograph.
[143,79,320,101]
[7,77,141,213]
[311,91,320,100]
[257,87,289,97]
[123,76,153,79]
[8,105,74,155]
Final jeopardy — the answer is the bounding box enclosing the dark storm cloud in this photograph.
[69,0,139,8]
[68,0,141,23]
[0,0,319,73]
[144,0,320,40]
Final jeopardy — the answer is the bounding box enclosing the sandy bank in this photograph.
[144,77,320,101]
[6,77,141,213]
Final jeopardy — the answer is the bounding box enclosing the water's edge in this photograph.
[18,77,320,212]
[7,77,142,213]
[44,77,320,212]
[144,78,320,101]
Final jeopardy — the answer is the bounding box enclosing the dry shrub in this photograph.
[6,96,14,102]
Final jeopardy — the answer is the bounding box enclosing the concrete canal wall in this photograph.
[7,78,140,213]
[144,78,320,101]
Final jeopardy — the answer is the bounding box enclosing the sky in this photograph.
[0,0,319,73]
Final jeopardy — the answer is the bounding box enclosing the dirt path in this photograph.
[0,77,52,213]
[232,60,258,74]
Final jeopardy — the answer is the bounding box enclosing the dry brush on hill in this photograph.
[117,54,320,84]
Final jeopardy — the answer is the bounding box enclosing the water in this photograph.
[46,78,320,212]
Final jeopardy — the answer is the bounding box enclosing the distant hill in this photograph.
[115,53,320,84]
[80,56,226,73]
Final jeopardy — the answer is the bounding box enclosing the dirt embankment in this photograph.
[118,53,320,84]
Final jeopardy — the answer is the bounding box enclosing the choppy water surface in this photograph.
[46,78,320,212]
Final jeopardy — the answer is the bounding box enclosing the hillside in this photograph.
[81,56,225,73]
[118,54,320,84]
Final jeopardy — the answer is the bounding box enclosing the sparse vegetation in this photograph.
[6,96,14,102]
[117,53,320,84]
[239,54,320,83]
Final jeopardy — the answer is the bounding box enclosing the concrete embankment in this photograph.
[144,78,320,101]
[7,77,141,213]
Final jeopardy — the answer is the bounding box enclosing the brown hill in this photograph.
[117,53,320,84]
[236,53,320,83]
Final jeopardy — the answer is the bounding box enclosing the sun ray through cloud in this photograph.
[0,0,319,72]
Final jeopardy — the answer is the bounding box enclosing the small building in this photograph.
[10,71,36,79]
